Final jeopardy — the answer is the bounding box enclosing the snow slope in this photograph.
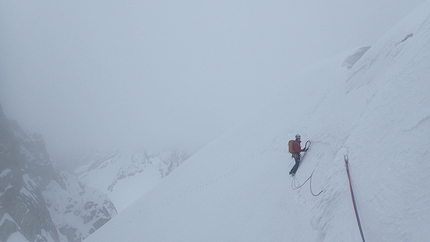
[76,148,189,212]
[84,2,430,242]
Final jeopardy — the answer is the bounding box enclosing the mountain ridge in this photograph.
[0,104,117,242]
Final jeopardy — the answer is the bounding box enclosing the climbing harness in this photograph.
[345,155,366,242]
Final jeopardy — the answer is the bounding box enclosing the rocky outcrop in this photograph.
[0,104,117,242]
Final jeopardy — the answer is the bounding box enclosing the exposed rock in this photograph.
[0,103,117,241]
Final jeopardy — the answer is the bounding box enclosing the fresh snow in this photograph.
[1,213,16,227]
[76,148,187,212]
[0,168,11,178]
[7,232,29,242]
[85,2,430,242]
[0,184,12,197]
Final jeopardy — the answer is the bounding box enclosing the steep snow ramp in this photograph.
[85,2,430,242]
[83,51,348,242]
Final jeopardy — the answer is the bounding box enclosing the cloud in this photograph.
[0,0,425,159]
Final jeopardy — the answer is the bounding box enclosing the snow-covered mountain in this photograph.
[84,2,430,242]
[0,105,117,242]
[75,148,189,212]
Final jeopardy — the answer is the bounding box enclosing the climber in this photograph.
[288,134,307,176]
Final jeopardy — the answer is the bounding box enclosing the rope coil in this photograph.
[291,169,323,196]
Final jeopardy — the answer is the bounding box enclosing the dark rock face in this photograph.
[0,104,117,242]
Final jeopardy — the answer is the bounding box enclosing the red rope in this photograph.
[344,155,366,242]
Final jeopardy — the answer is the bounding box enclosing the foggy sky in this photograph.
[0,0,425,159]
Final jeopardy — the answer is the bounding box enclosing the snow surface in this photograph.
[85,2,430,242]
[76,149,154,212]
[7,232,29,242]
[0,213,16,227]
[0,168,11,178]
[76,149,187,212]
